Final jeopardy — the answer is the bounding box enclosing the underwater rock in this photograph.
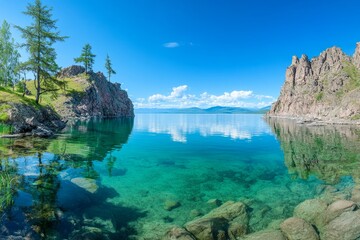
[280,217,319,240]
[321,210,360,240]
[207,199,222,207]
[70,226,109,240]
[317,200,357,228]
[293,199,328,225]
[71,177,99,193]
[163,227,195,240]
[185,217,228,240]
[228,222,247,240]
[241,229,286,240]
[351,187,360,203]
[190,209,202,218]
[184,201,249,240]
[164,200,181,211]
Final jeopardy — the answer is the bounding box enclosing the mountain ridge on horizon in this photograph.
[135,106,271,114]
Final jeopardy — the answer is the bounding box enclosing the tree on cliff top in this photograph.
[74,44,96,73]
[105,54,116,82]
[16,0,67,104]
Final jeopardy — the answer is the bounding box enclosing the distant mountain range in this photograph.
[135,106,271,114]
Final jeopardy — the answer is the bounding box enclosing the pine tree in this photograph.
[74,44,96,73]
[0,20,20,87]
[105,54,116,82]
[15,0,67,104]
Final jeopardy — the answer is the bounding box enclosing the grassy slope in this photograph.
[25,73,90,110]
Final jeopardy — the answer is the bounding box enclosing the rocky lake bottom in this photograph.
[1,114,360,239]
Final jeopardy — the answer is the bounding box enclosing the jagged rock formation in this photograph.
[56,65,134,118]
[0,101,65,137]
[268,42,360,122]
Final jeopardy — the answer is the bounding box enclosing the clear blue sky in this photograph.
[1,0,360,108]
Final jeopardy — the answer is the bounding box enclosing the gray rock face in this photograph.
[280,217,319,240]
[322,210,360,240]
[58,66,134,118]
[268,43,360,122]
[7,102,65,137]
[58,65,85,78]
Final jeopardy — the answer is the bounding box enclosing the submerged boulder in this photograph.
[242,229,286,240]
[316,200,357,228]
[184,201,249,240]
[293,199,328,225]
[321,210,360,240]
[71,178,99,193]
[163,227,195,240]
[280,217,319,240]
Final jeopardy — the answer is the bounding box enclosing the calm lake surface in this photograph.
[1,114,360,239]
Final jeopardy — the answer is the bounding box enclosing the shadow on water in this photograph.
[266,117,360,184]
[0,117,146,239]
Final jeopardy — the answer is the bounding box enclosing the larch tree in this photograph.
[105,54,116,82]
[74,44,96,73]
[15,0,67,104]
[0,20,20,87]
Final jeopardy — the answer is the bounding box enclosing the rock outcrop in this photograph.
[268,42,360,122]
[1,101,65,137]
[56,65,134,118]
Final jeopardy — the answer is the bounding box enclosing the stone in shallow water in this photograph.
[185,217,228,240]
[293,199,328,225]
[164,200,181,211]
[71,177,99,193]
[280,217,319,240]
[185,201,249,240]
[163,227,195,240]
[321,210,360,240]
[207,199,222,207]
[242,230,286,240]
[317,199,357,228]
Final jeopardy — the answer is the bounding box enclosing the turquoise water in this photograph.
[0,114,359,239]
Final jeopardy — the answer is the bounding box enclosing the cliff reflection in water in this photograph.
[267,117,360,184]
[0,118,136,239]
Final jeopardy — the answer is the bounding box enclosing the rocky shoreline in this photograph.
[265,115,360,126]
[163,188,360,240]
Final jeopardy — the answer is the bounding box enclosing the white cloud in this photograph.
[163,42,180,48]
[135,85,276,109]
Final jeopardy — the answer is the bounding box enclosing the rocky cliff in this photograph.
[0,91,65,137]
[268,42,360,123]
[55,65,134,118]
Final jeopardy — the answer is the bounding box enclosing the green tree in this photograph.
[105,54,116,82]
[74,44,96,73]
[15,0,67,104]
[0,20,21,87]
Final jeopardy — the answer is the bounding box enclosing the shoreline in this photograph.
[265,114,360,126]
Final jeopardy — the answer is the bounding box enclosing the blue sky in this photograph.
[1,0,360,108]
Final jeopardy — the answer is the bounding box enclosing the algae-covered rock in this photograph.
[163,227,195,240]
[317,200,357,228]
[280,217,319,240]
[321,210,360,240]
[242,229,286,240]
[293,199,328,224]
[185,217,228,240]
[164,200,181,211]
[184,201,248,240]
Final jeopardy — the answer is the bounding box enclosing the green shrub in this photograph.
[316,92,324,101]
